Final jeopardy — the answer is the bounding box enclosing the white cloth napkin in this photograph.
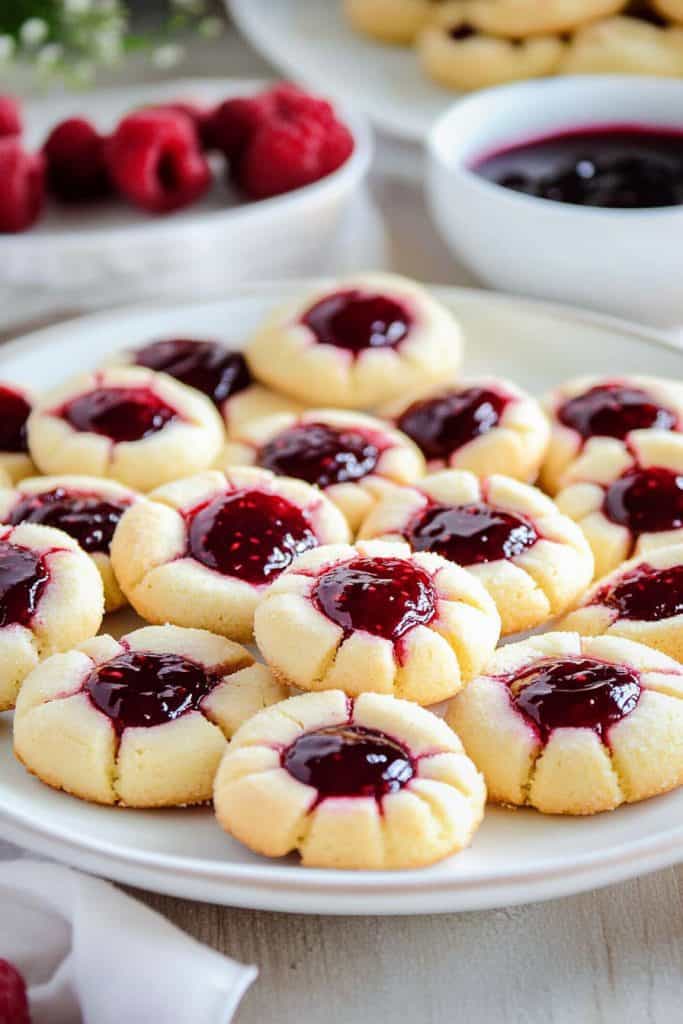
[0,855,257,1024]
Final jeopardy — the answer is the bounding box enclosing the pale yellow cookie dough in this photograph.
[561,15,683,75]
[467,0,628,37]
[344,0,433,44]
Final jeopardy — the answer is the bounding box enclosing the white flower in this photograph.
[63,0,92,13]
[20,18,49,47]
[93,27,123,63]
[0,35,15,62]
[152,43,184,69]
[36,43,64,68]
[199,16,224,38]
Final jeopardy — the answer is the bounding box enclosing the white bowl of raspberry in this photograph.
[427,75,683,328]
[0,78,372,321]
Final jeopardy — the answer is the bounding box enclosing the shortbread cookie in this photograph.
[555,431,683,578]
[27,367,224,492]
[14,625,287,807]
[561,544,683,662]
[246,274,463,409]
[0,522,103,711]
[467,0,628,37]
[382,377,549,482]
[358,470,594,635]
[218,409,426,532]
[112,337,301,438]
[214,689,486,869]
[0,382,35,483]
[541,375,683,495]
[418,6,565,91]
[0,475,138,612]
[344,0,432,44]
[447,632,683,815]
[254,539,500,705]
[561,15,683,75]
[111,467,350,643]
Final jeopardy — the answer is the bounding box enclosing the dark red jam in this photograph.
[85,650,217,733]
[558,383,677,441]
[0,540,50,628]
[132,338,251,408]
[474,125,683,209]
[60,386,178,443]
[186,489,318,584]
[396,387,509,462]
[512,657,641,742]
[449,24,477,41]
[9,488,131,554]
[603,467,683,535]
[0,385,30,453]
[283,725,414,802]
[407,502,538,566]
[302,290,412,354]
[594,563,683,622]
[259,421,380,488]
[313,557,436,641]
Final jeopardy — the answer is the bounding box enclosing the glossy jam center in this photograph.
[9,488,130,554]
[397,387,509,461]
[60,386,178,443]
[313,556,436,641]
[407,502,538,566]
[512,657,641,741]
[595,563,683,622]
[603,467,683,534]
[259,422,380,488]
[133,338,251,407]
[187,489,318,584]
[0,540,50,627]
[558,383,677,441]
[302,290,412,353]
[0,386,30,453]
[283,725,414,801]
[85,650,217,733]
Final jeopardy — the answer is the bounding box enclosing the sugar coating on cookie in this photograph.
[110,336,302,439]
[0,522,104,711]
[214,689,486,869]
[381,376,549,482]
[245,274,464,409]
[447,632,683,815]
[13,624,287,808]
[218,409,426,532]
[111,466,350,643]
[541,374,683,495]
[555,431,683,579]
[27,366,225,492]
[0,382,36,483]
[358,470,594,635]
[254,538,501,705]
[561,544,683,662]
[467,0,628,38]
[561,15,683,75]
[344,0,433,44]
[0,475,139,613]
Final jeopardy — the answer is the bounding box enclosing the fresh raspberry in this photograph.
[106,110,211,214]
[203,93,276,159]
[318,119,355,175]
[43,117,111,203]
[0,959,31,1024]
[0,139,44,232]
[143,101,211,148]
[0,96,21,138]
[271,83,335,127]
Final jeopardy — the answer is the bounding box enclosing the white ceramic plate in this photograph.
[1,283,682,915]
[228,0,456,142]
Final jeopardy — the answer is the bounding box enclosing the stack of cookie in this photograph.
[3,272,683,870]
[344,0,683,91]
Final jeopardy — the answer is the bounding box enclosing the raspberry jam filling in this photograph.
[0,540,50,628]
[603,467,683,534]
[302,290,412,354]
[283,725,414,802]
[594,563,683,622]
[132,339,251,408]
[0,385,30,453]
[511,657,641,742]
[407,502,538,566]
[396,387,510,462]
[313,557,436,641]
[85,650,218,733]
[60,386,179,443]
[259,422,380,488]
[187,489,318,584]
[558,383,677,441]
[9,488,130,554]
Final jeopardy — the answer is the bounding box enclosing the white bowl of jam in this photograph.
[427,76,683,327]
